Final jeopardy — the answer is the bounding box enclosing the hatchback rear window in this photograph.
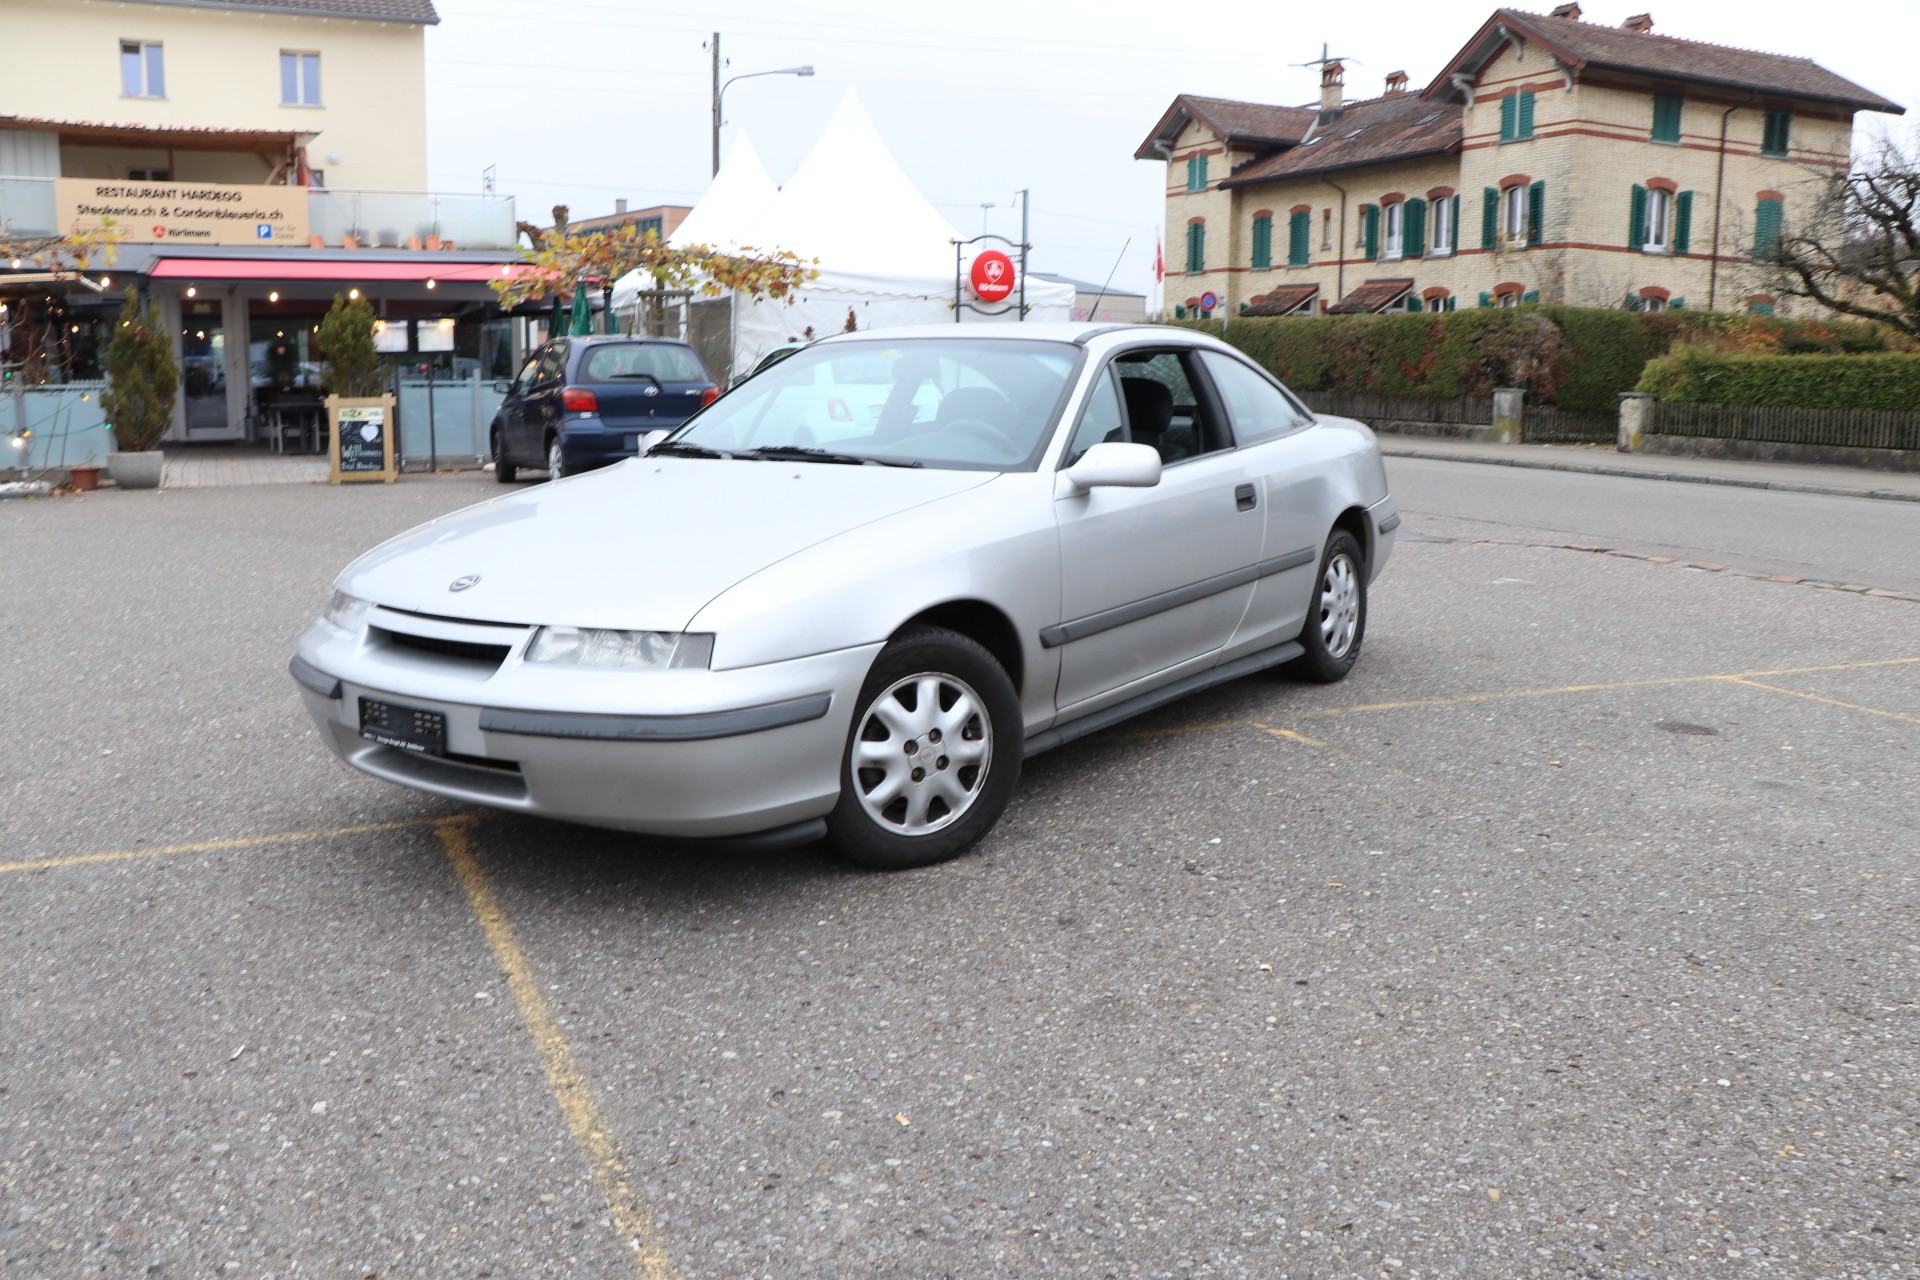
[580,343,707,384]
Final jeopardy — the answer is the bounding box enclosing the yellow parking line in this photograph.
[1725,678,1920,726]
[435,819,679,1280]
[0,816,464,877]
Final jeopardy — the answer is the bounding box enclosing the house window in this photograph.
[1753,197,1784,261]
[127,169,171,181]
[121,40,165,98]
[638,216,665,239]
[1185,221,1205,274]
[1651,92,1683,143]
[1185,156,1208,192]
[1502,184,1529,241]
[1643,186,1672,251]
[1290,210,1313,266]
[1251,214,1273,269]
[280,52,321,106]
[1382,201,1404,260]
[1762,110,1792,156]
[1429,194,1455,255]
[1499,91,1536,142]
[1423,289,1453,313]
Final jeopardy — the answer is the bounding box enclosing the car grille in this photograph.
[371,626,513,668]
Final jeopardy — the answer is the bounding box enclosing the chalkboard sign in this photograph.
[326,395,398,485]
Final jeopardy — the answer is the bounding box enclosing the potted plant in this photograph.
[316,291,396,483]
[101,287,179,490]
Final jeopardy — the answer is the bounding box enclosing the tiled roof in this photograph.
[1223,94,1462,186]
[1243,283,1319,316]
[1431,9,1900,113]
[141,0,439,24]
[1134,95,1315,159]
[1326,278,1415,314]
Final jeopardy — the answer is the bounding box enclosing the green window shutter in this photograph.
[1288,211,1311,266]
[1197,155,1208,188]
[1482,188,1498,248]
[1669,297,1686,310]
[1750,300,1774,315]
[1445,296,1457,311]
[1451,194,1462,250]
[1251,216,1272,269]
[1363,204,1380,261]
[1500,93,1517,142]
[1528,180,1546,246]
[1521,290,1540,304]
[1673,190,1693,254]
[1186,223,1205,273]
[1478,292,1494,308]
[1652,93,1681,142]
[1763,111,1791,155]
[1404,197,1426,258]
[1517,92,1535,139]
[1753,198,1783,261]
[1173,304,1186,319]
[1629,184,1648,250]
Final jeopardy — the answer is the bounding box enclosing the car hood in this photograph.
[337,458,998,630]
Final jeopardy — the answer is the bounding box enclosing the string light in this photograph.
[348,288,361,300]
[269,290,280,302]
[185,286,197,298]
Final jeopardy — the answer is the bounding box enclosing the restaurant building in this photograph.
[0,0,526,470]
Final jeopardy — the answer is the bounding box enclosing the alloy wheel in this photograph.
[1319,552,1360,659]
[851,671,992,836]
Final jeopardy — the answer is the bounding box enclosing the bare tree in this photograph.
[1765,131,1920,339]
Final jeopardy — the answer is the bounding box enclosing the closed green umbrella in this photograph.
[568,285,593,336]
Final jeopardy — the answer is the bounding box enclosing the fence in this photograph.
[394,374,507,467]
[1646,401,1920,453]
[5,383,114,470]
[1297,392,1493,436]
[1519,406,1615,444]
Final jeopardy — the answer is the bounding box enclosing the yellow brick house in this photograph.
[1137,5,1903,318]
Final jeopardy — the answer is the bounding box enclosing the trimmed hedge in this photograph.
[1637,350,1920,413]
[1180,308,1887,413]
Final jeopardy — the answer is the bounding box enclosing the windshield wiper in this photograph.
[738,445,921,468]
[649,440,731,459]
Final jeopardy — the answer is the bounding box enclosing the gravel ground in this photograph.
[2,473,1914,1279]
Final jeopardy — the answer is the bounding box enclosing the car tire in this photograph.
[546,435,566,480]
[827,625,1023,870]
[1288,529,1367,683]
[492,427,516,483]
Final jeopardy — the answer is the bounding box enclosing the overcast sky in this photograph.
[423,0,1917,295]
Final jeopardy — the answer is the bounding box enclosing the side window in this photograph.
[1062,366,1126,466]
[510,352,542,394]
[534,343,567,387]
[1111,349,1226,465]
[1198,351,1313,444]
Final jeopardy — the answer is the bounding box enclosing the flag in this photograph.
[1153,238,1164,283]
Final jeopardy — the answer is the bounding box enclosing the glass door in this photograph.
[181,300,227,434]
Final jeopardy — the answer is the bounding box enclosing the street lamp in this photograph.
[712,63,814,176]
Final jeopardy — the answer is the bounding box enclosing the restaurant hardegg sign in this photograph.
[54,178,309,246]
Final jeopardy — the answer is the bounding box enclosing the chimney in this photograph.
[1548,2,1582,17]
[1320,59,1345,114]
[615,198,628,215]
[1384,70,1409,94]
[1621,13,1654,32]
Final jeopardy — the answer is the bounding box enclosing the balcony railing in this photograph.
[0,176,518,251]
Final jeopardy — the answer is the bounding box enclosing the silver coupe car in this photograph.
[291,323,1397,869]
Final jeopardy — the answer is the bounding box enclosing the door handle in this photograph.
[1234,483,1257,511]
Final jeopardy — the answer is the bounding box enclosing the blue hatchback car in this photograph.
[490,336,719,482]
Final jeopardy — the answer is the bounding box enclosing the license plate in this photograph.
[359,697,447,756]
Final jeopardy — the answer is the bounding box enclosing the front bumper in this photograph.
[292,622,882,837]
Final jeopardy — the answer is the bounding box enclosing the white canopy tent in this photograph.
[613,91,1072,381]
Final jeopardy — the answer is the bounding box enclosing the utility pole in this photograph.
[710,32,722,177]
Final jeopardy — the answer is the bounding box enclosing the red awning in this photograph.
[148,259,531,284]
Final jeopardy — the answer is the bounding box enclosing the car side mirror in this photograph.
[1062,441,1161,493]
[638,429,671,455]
[491,379,513,395]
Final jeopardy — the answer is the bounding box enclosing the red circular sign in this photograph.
[969,250,1016,303]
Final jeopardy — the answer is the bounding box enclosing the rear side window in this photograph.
[1198,351,1313,444]
[533,344,567,386]
[579,343,708,384]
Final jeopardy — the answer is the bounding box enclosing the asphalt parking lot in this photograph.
[3,471,1915,1279]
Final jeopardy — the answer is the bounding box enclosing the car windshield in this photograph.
[671,338,1082,471]
[580,343,706,383]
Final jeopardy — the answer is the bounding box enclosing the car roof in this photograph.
[807,321,1232,355]
[559,334,692,346]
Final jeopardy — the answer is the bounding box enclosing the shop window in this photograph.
[281,51,321,106]
[121,40,165,98]
[1651,92,1683,143]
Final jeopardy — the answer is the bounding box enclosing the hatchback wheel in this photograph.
[546,436,566,480]
[1288,529,1367,683]
[491,428,517,483]
[827,625,1022,870]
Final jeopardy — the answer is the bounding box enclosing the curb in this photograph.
[1380,446,1920,504]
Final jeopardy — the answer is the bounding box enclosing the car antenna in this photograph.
[1084,237,1130,326]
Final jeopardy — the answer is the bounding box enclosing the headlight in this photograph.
[325,590,371,632]
[523,627,714,670]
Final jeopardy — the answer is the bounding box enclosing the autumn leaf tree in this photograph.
[1763,131,1920,340]
[0,223,123,274]
[490,220,818,316]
